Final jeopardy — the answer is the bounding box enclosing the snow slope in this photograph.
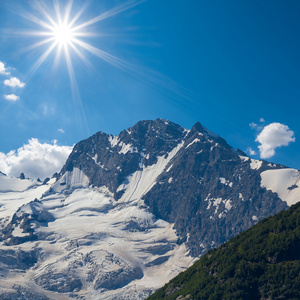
[0,174,54,230]
[0,143,194,300]
[0,173,39,192]
[261,168,300,206]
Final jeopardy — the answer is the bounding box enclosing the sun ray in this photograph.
[26,42,57,80]
[68,2,89,28]
[18,37,55,54]
[72,32,102,37]
[64,0,74,25]
[20,11,54,31]
[53,0,63,26]
[33,1,58,28]
[69,42,93,69]
[53,43,64,69]
[72,0,146,32]
[64,45,90,136]
[72,38,198,106]
[15,31,54,37]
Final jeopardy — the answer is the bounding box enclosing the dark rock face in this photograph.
[59,119,288,256]
[0,286,49,300]
[0,248,40,278]
[60,119,186,198]
[143,122,288,256]
[19,173,25,180]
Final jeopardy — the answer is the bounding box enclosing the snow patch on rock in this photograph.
[89,154,107,170]
[108,135,120,147]
[186,138,201,148]
[240,156,250,162]
[250,159,263,170]
[205,195,232,215]
[118,141,138,155]
[219,177,233,187]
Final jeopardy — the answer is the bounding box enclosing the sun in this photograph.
[14,0,193,136]
[19,0,146,75]
[52,23,74,46]
[17,0,147,134]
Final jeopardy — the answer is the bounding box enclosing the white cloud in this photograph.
[0,61,10,75]
[259,118,265,123]
[4,94,20,101]
[246,147,257,155]
[58,128,65,133]
[4,77,25,88]
[0,138,73,180]
[42,104,55,115]
[256,123,295,159]
[249,122,258,129]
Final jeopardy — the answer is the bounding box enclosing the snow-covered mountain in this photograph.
[0,119,299,299]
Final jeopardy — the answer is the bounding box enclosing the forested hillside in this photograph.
[148,202,300,300]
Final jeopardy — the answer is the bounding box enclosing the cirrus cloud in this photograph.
[256,123,295,159]
[4,77,25,88]
[0,138,73,180]
[4,94,20,101]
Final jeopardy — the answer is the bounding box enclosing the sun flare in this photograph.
[13,0,194,138]
[18,0,146,79]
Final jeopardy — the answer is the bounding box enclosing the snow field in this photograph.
[0,141,194,299]
[261,168,300,206]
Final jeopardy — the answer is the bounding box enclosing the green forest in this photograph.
[148,202,300,300]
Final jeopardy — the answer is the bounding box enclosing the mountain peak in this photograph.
[191,121,205,132]
[191,121,219,138]
[52,118,291,255]
[1,118,299,299]
[122,118,185,137]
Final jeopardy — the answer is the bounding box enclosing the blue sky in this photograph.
[0,0,299,178]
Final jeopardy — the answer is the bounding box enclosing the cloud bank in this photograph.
[0,139,73,180]
[256,123,295,159]
[4,77,25,88]
[4,94,20,101]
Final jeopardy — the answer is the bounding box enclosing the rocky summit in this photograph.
[0,119,299,299]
